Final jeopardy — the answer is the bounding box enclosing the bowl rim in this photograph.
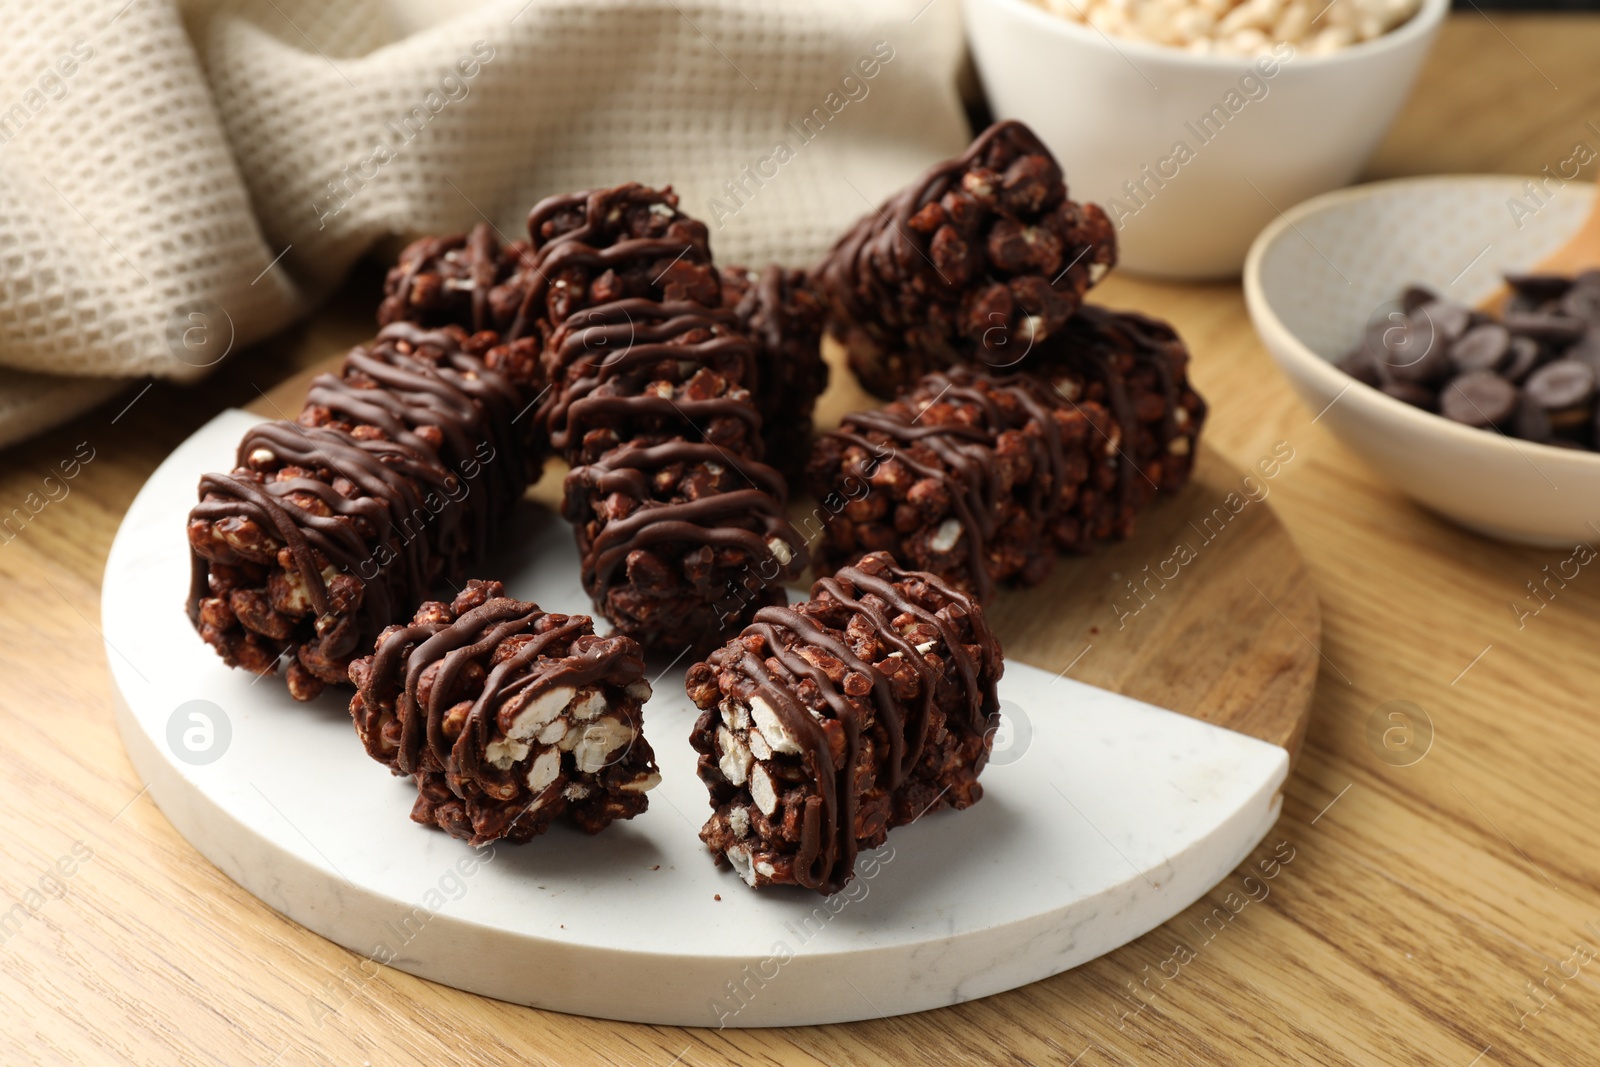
[966,0,1450,70]
[1242,172,1600,471]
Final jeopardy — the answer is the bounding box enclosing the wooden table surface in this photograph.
[5,15,1600,1065]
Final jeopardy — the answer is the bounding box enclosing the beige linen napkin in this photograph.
[0,0,968,447]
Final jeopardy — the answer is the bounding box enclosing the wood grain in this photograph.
[4,16,1600,1066]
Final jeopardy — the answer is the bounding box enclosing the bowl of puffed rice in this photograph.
[963,0,1448,278]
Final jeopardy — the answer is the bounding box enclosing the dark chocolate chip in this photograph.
[1506,292,1543,316]
[1379,314,1452,384]
[1503,272,1573,302]
[1361,320,1396,366]
[1504,311,1588,344]
[1559,282,1600,323]
[1401,284,1438,315]
[1450,324,1511,373]
[1440,371,1517,428]
[1565,326,1600,372]
[1381,380,1437,410]
[1512,393,1553,442]
[1336,346,1380,387]
[1415,299,1471,342]
[1502,337,1542,384]
[1524,359,1596,411]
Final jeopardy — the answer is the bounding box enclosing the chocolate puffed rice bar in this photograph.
[811,119,1117,399]
[520,186,808,655]
[186,323,543,700]
[349,580,660,846]
[805,306,1205,600]
[686,552,1003,894]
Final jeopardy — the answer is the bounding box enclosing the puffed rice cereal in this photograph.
[1027,0,1421,56]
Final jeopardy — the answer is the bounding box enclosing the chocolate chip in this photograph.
[1513,393,1553,442]
[1415,299,1471,342]
[1504,311,1588,345]
[1379,315,1452,384]
[1506,292,1543,316]
[1450,324,1511,373]
[1381,380,1436,410]
[1504,272,1572,302]
[1524,359,1595,411]
[1502,337,1542,384]
[1565,326,1600,372]
[1559,282,1600,322]
[1361,320,1393,363]
[1440,371,1517,428]
[1401,284,1438,315]
[1336,346,1380,387]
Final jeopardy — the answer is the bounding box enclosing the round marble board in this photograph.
[106,395,1316,1028]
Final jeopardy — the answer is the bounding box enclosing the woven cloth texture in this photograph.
[0,0,968,446]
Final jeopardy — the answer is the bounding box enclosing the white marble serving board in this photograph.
[104,409,1289,1027]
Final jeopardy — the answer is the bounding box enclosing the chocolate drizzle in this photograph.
[193,424,448,642]
[511,184,719,342]
[539,298,761,461]
[375,185,819,656]
[1031,305,1202,551]
[842,376,1061,602]
[308,323,534,535]
[367,600,622,779]
[565,441,792,605]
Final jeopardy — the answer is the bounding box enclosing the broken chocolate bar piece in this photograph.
[805,306,1204,600]
[686,552,1003,894]
[811,119,1117,398]
[186,324,543,700]
[350,580,660,845]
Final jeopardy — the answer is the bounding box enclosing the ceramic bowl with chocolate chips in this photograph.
[1245,174,1600,545]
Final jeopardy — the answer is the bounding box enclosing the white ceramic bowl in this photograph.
[962,0,1448,278]
[1245,175,1600,546]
